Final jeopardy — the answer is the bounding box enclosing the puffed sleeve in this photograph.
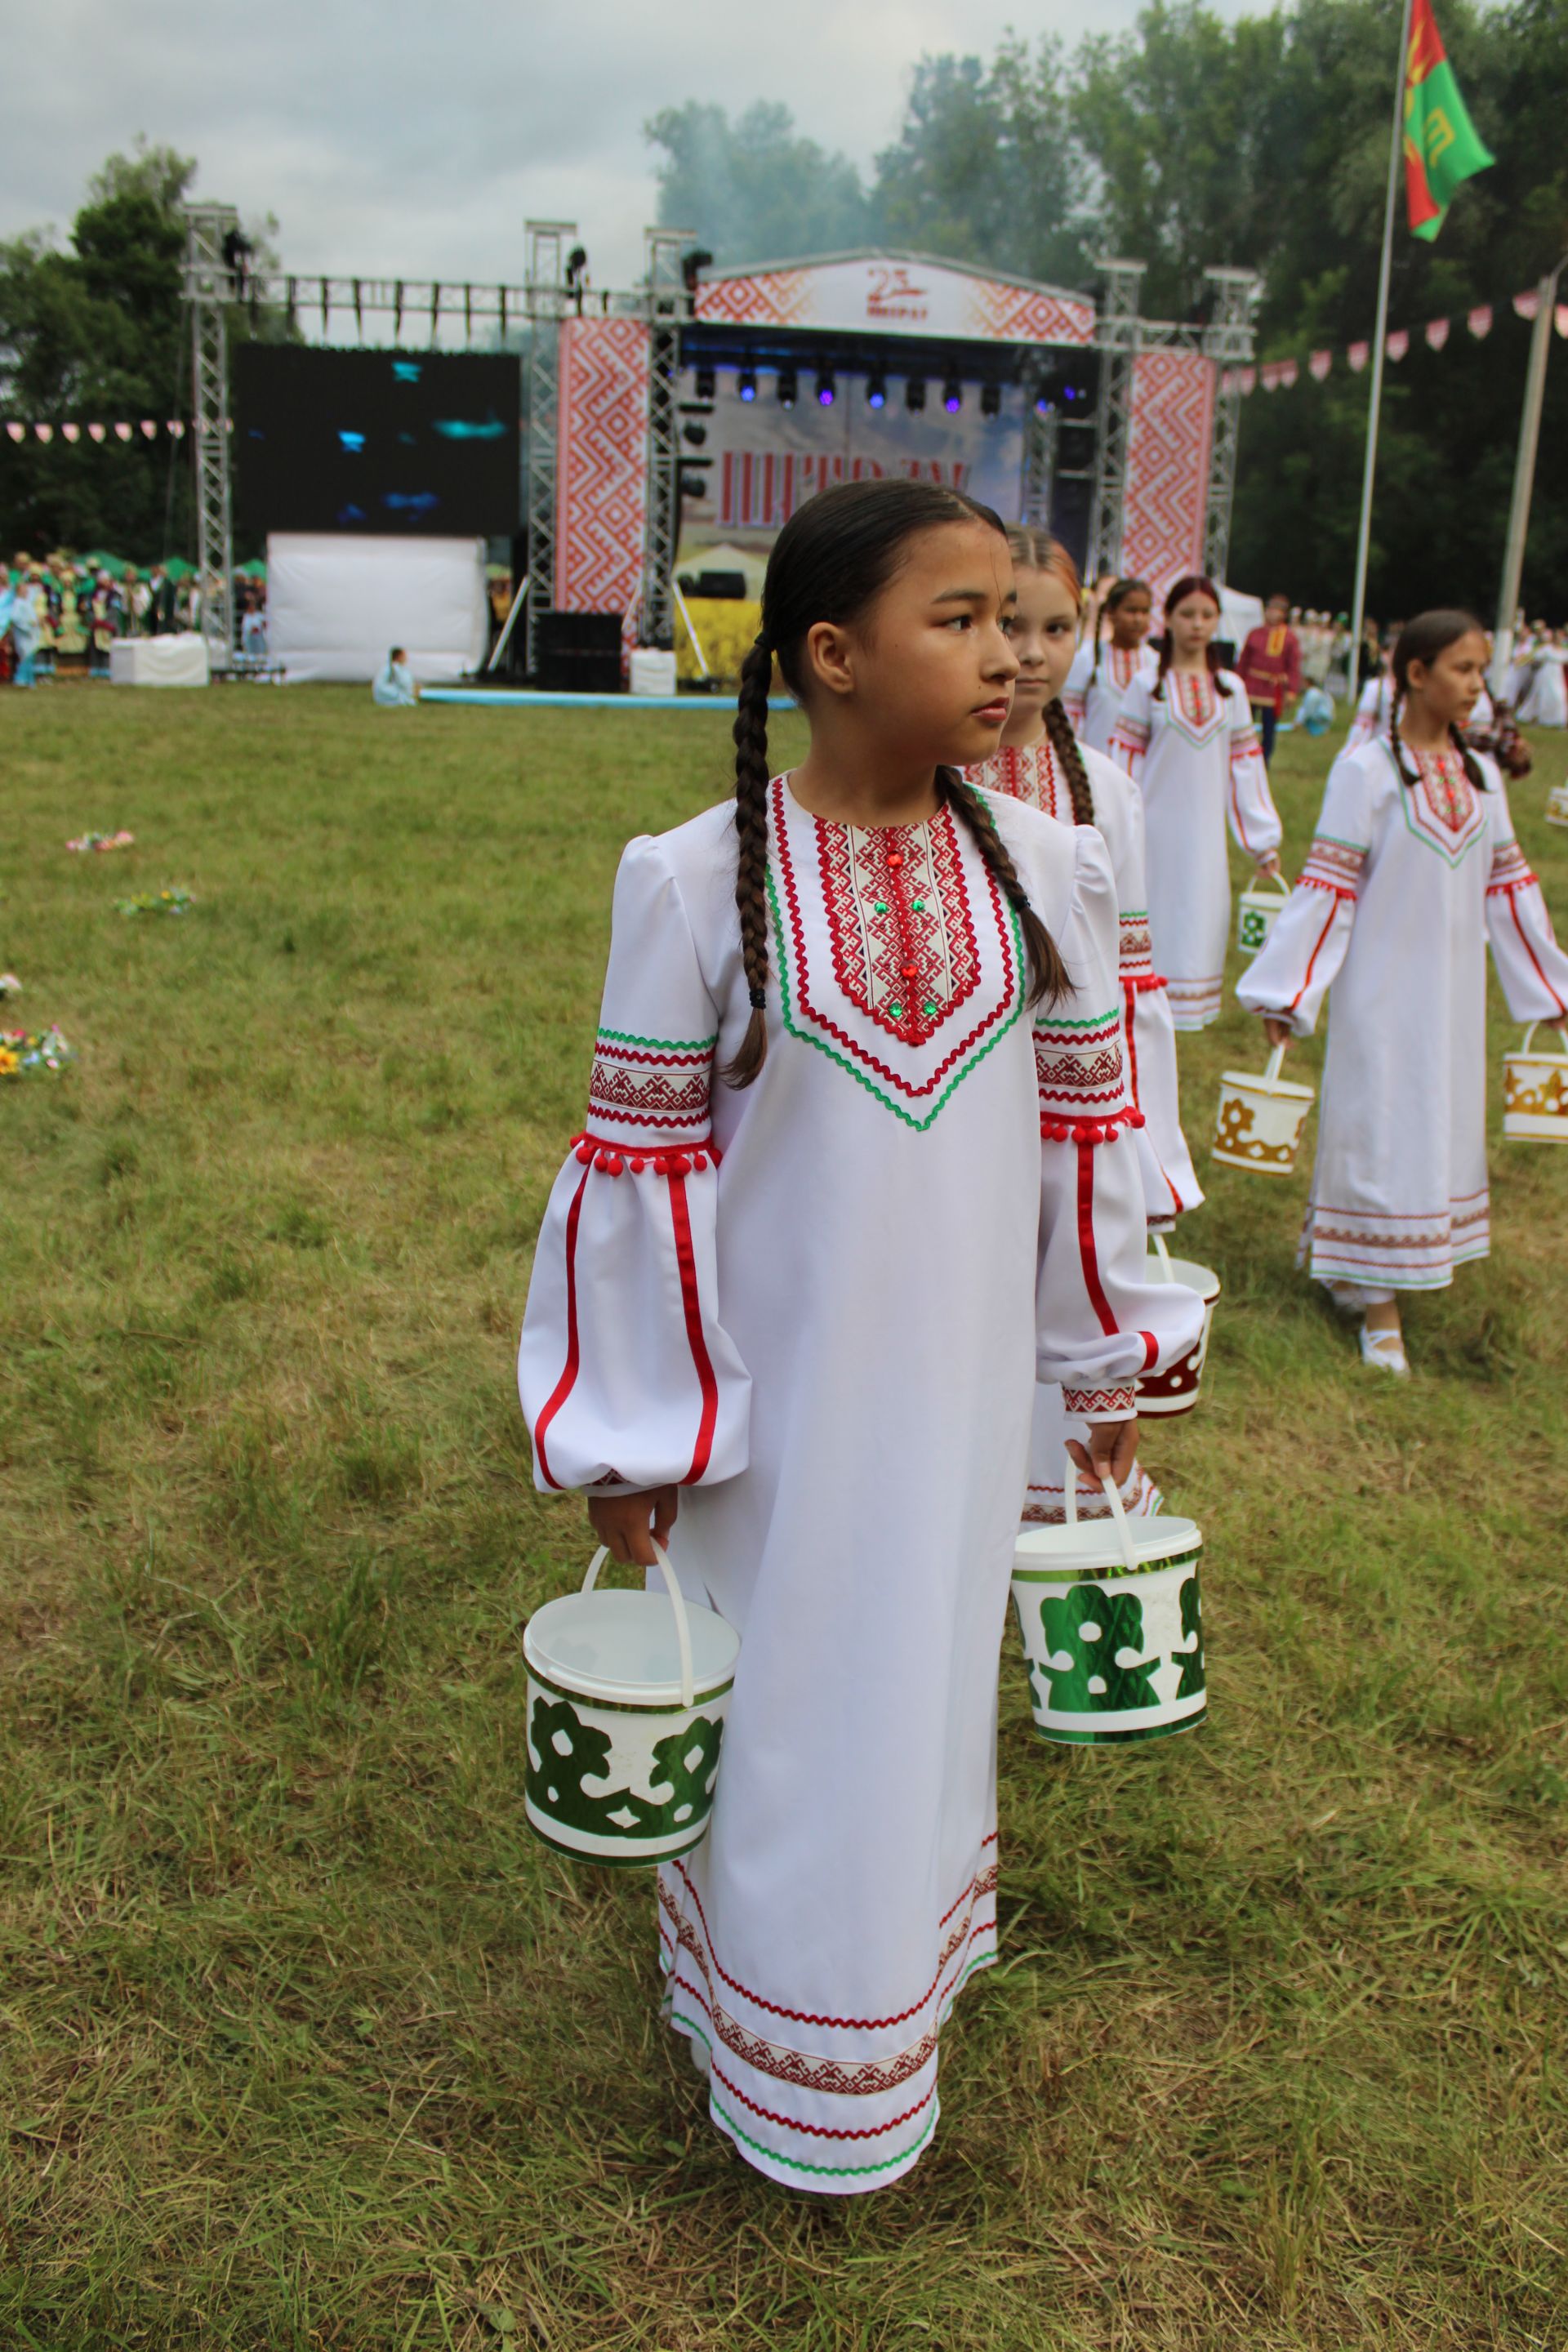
[1484,773,1568,1020]
[1237,747,1370,1036]
[1094,757,1203,1220]
[1034,829,1205,1418]
[1224,682,1283,862]
[1107,673,1152,786]
[518,835,751,1494]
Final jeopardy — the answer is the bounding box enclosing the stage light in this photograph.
[980,382,1001,419]
[817,371,836,408]
[942,380,963,414]
[694,364,715,402]
[681,247,714,296]
[777,366,797,409]
[1034,394,1054,417]
[682,423,708,448]
[737,365,758,403]
[866,373,888,410]
[906,377,927,412]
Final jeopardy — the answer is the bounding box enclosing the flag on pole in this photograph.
[1404,0,1494,240]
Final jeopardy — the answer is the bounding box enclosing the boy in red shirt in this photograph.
[1238,595,1303,764]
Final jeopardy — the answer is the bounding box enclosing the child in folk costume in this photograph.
[964,528,1202,1524]
[1111,576,1283,1031]
[1064,576,1156,754]
[518,481,1202,2194]
[1239,612,1568,1374]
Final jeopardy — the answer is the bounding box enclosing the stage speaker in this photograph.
[537,609,624,693]
[678,569,747,601]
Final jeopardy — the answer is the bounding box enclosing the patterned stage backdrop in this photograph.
[694,257,1096,348]
[1121,350,1217,604]
[555,317,650,646]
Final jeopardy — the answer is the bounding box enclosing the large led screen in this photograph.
[237,345,521,537]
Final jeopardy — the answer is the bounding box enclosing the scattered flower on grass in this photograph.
[0,973,20,997]
[118,888,194,916]
[0,1025,74,1076]
[66,830,136,853]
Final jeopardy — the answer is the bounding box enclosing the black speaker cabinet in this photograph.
[537,609,624,693]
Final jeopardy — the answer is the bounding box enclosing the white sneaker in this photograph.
[1359,1322,1410,1376]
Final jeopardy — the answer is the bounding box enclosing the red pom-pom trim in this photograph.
[574,1139,595,1165]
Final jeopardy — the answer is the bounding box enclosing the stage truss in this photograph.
[180,234,1257,667]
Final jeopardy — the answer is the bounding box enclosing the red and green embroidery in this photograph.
[586,1027,715,1142]
[816,804,981,1044]
[1400,748,1486,863]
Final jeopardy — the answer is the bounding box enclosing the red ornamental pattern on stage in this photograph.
[1121,349,1216,604]
[719,452,971,533]
[693,259,1095,348]
[554,317,650,649]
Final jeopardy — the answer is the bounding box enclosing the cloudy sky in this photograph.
[7,0,1245,294]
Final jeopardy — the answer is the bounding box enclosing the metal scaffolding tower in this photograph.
[523,220,574,678]
[1087,261,1146,583]
[1200,268,1259,583]
[181,205,239,673]
[639,229,691,650]
[1019,358,1058,532]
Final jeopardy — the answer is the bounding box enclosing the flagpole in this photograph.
[1491,255,1566,694]
[1348,0,1416,676]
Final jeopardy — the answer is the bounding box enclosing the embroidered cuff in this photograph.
[1035,1006,1125,1120]
[586,1028,715,1147]
[1062,1384,1137,1419]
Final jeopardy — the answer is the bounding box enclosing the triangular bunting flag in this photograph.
[114,422,132,442]
[35,423,53,442]
[1348,341,1370,372]
[1309,350,1333,381]
[5,422,23,442]
[167,421,185,438]
[140,421,158,438]
[87,422,106,443]
[1557,306,1568,340]
[1387,329,1410,360]
[1278,359,1299,389]
[1260,361,1284,391]
[1425,317,1450,349]
[1237,368,1256,394]
[62,422,81,443]
[1468,305,1492,338]
[1515,289,1540,321]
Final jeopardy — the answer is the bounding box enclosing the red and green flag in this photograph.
[1404,0,1494,240]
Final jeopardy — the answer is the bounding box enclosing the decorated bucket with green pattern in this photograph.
[1012,1472,1205,1744]
[1236,870,1291,956]
[523,1544,738,1865]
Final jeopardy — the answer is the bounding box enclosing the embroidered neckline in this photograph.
[1395,743,1486,864]
[1158,668,1225,744]
[768,778,1026,1129]
[978,741,1062,818]
[813,801,982,1047]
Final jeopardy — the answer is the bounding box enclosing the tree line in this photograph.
[650,0,1568,620]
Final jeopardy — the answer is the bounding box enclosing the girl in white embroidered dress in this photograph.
[1064,575,1156,754]
[1240,610,1568,1375]
[518,481,1203,2195]
[964,528,1201,1525]
[1111,574,1283,1031]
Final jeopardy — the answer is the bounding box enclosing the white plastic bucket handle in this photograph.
[1062,1450,1140,1573]
[1152,1232,1174,1281]
[1517,1021,1568,1060]
[581,1538,694,1708]
[1263,1041,1288,1093]
[1263,869,1292,901]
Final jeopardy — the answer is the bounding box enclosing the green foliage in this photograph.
[648,1,1568,620]
[644,101,871,267]
[0,140,291,562]
[2,689,1568,2343]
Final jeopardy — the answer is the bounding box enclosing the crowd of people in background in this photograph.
[0,555,270,684]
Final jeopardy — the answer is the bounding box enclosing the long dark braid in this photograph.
[723,638,775,1087]
[1388,610,1490,793]
[1041,693,1095,827]
[721,479,1073,1085]
[936,768,1069,1009]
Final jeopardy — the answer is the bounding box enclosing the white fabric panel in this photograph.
[108,633,210,687]
[265,533,486,685]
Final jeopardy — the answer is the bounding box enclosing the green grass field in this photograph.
[3,684,1568,2352]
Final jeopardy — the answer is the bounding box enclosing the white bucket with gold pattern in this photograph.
[1135,1232,1221,1417]
[1012,1465,1205,1745]
[1545,784,1568,831]
[1213,1042,1315,1176]
[1236,869,1292,958]
[1503,1021,1568,1143]
[523,1543,739,1867]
